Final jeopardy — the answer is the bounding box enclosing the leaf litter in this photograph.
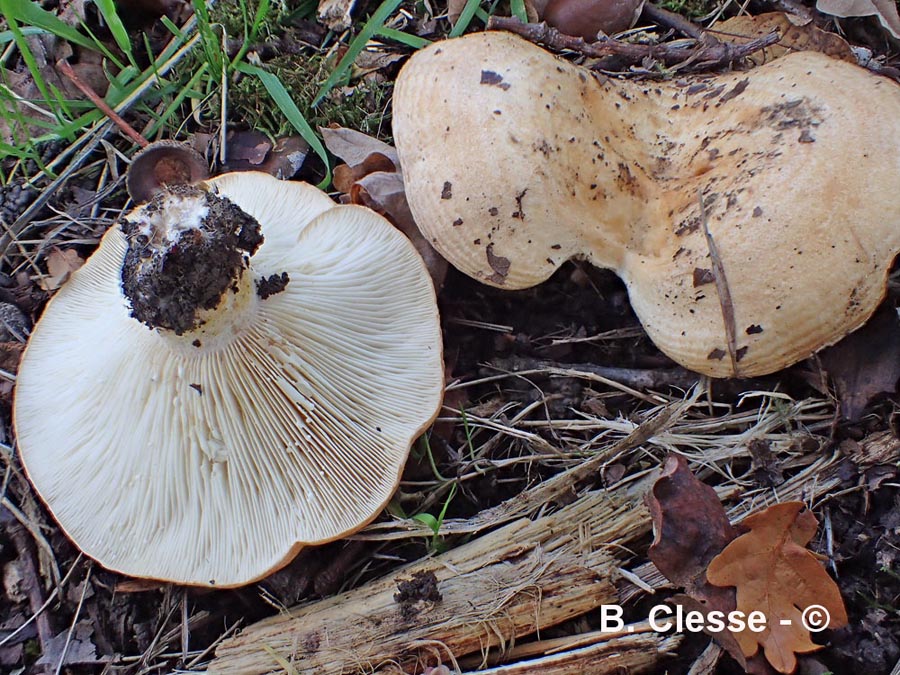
[817,0,900,39]
[648,457,852,674]
[323,124,448,288]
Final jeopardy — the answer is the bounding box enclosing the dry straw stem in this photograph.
[206,390,858,674]
[453,631,682,674]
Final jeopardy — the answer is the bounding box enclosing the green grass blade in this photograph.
[0,141,35,159]
[78,19,128,71]
[449,0,482,37]
[229,0,271,67]
[93,0,135,63]
[436,483,457,529]
[376,26,431,49]
[235,62,332,189]
[159,15,186,39]
[0,26,47,44]
[0,2,55,110]
[192,0,225,78]
[248,0,270,44]
[144,63,208,138]
[411,512,439,533]
[0,0,97,51]
[312,0,403,107]
[510,0,527,23]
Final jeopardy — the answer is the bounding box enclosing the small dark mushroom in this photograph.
[542,0,645,39]
[126,140,210,203]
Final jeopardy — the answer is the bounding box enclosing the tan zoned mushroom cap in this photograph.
[394,32,900,377]
[14,172,443,587]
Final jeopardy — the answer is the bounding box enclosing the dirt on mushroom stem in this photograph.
[120,184,264,335]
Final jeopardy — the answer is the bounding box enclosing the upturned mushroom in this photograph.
[14,171,444,587]
[393,31,900,377]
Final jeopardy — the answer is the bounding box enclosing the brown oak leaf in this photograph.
[646,454,775,673]
[706,501,849,674]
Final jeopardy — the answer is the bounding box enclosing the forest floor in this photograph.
[0,0,898,673]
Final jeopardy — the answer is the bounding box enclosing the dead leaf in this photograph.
[0,302,30,342]
[716,12,854,63]
[819,304,900,421]
[40,247,85,291]
[265,136,310,180]
[225,129,272,167]
[646,455,766,672]
[323,125,447,289]
[35,621,105,666]
[541,0,645,39]
[817,0,900,39]
[225,132,309,179]
[321,125,398,168]
[707,502,849,674]
[447,0,468,27]
[647,455,738,592]
[318,0,357,31]
[2,560,27,604]
[333,153,396,193]
[352,49,405,77]
[0,342,25,374]
[351,172,448,289]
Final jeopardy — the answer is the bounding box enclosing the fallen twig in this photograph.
[488,356,702,391]
[208,426,850,674]
[57,61,149,149]
[699,192,740,376]
[642,2,705,39]
[486,16,781,70]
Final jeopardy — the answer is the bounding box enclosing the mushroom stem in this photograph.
[120,184,264,341]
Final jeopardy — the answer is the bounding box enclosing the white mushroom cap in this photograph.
[14,171,444,587]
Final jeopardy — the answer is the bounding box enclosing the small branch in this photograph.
[642,2,704,40]
[57,60,148,149]
[488,356,702,391]
[486,16,781,70]
[8,521,54,673]
[487,356,773,391]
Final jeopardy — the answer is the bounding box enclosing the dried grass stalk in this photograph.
[450,632,682,675]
